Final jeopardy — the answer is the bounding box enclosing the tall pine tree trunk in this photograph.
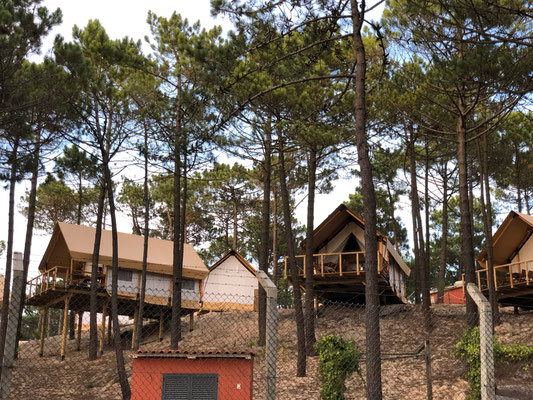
[386,181,400,252]
[258,123,271,347]
[515,144,522,212]
[408,138,422,304]
[424,142,432,319]
[272,191,279,284]
[278,129,307,377]
[437,162,449,303]
[479,136,500,326]
[134,125,150,350]
[457,113,478,327]
[89,180,106,360]
[304,145,316,356]
[171,74,183,350]
[0,137,19,373]
[102,156,131,399]
[16,131,41,355]
[351,2,382,397]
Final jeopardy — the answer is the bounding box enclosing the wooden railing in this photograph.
[463,258,533,293]
[284,251,388,279]
[27,266,106,299]
[27,267,63,299]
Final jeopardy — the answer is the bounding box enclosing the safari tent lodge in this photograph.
[474,211,533,307]
[285,204,410,304]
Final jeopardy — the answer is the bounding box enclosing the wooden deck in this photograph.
[26,266,201,317]
[26,266,249,315]
[284,251,407,304]
[466,258,533,306]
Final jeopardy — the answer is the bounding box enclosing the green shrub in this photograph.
[314,335,363,400]
[454,327,533,400]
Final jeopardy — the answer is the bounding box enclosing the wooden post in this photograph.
[284,257,287,279]
[39,308,48,357]
[76,312,83,351]
[108,313,112,346]
[356,253,360,275]
[339,254,342,276]
[477,270,481,289]
[320,255,324,277]
[189,312,195,332]
[131,307,139,350]
[99,300,108,355]
[60,295,71,361]
[69,258,73,286]
[159,309,164,342]
[494,267,498,291]
[425,340,433,400]
[303,255,306,278]
[509,264,513,288]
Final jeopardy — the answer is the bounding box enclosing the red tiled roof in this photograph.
[134,349,254,359]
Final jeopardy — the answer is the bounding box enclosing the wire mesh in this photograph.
[0,283,532,400]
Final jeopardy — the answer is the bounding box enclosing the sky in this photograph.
[0,0,364,277]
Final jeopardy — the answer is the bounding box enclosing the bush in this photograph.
[314,335,363,400]
[454,327,533,400]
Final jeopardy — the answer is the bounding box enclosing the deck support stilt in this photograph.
[39,307,48,357]
[76,312,83,351]
[107,313,112,346]
[189,312,195,332]
[60,295,71,361]
[159,309,164,342]
[131,307,139,350]
[99,299,108,355]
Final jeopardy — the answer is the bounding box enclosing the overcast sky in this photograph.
[0,0,364,277]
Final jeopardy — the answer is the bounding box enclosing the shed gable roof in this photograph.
[209,249,256,275]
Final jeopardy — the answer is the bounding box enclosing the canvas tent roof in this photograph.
[303,204,411,276]
[209,249,256,275]
[478,211,533,266]
[39,222,208,279]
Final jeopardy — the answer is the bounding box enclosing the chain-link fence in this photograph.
[1,275,532,399]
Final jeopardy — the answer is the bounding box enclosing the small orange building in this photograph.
[430,281,465,304]
[131,350,254,400]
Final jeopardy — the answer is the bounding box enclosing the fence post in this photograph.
[466,283,495,400]
[256,270,278,400]
[424,340,433,400]
[0,252,25,400]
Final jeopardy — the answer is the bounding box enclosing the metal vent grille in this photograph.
[162,374,218,400]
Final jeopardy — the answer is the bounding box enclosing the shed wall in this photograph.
[203,256,256,305]
[131,357,253,400]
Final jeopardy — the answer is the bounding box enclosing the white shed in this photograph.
[202,250,258,311]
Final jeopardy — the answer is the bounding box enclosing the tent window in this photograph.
[182,279,195,291]
[162,373,218,400]
[117,268,133,282]
[342,233,361,252]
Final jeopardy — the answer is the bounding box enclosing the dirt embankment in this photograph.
[11,304,533,399]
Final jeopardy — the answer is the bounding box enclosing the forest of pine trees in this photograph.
[1,1,532,398]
